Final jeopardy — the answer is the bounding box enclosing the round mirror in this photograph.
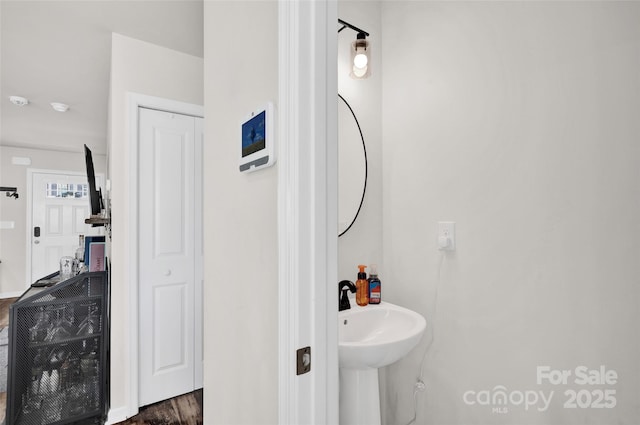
[338,94,367,237]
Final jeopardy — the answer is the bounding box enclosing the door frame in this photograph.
[278,1,338,423]
[123,1,339,420]
[26,168,105,287]
[126,92,204,417]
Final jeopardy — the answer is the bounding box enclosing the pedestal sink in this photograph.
[338,300,426,425]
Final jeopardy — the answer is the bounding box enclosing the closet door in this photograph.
[138,107,200,406]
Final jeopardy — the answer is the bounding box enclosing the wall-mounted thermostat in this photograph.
[239,102,275,173]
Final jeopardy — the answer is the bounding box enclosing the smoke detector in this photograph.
[51,102,69,112]
[9,96,29,106]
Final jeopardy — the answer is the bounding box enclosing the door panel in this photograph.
[153,282,188,371]
[44,246,63,272]
[72,205,90,233]
[139,107,199,406]
[46,205,63,235]
[153,135,186,257]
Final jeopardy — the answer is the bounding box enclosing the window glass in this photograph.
[46,182,88,198]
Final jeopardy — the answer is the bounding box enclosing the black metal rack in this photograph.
[5,271,110,425]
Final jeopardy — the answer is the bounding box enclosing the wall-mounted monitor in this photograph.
[84,144,102,218]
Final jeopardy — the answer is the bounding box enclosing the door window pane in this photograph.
[46,182,88,198]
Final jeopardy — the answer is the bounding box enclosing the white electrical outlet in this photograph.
[437,221,455,251]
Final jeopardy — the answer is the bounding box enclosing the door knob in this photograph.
[34,240,40,245]
[164,270,172,276]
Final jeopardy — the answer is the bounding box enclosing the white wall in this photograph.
[202,2,279,424]
[108,33,203,415]
[0,146,106,296]
[380,2,640,425]
[337,1,383,282]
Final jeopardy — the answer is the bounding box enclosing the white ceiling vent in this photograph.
[9,96,29,106]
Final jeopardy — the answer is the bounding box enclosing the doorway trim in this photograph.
[125,92,204,418]
[278,1,338,423]
[25,168,105,290]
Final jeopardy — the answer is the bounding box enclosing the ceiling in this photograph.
[0,0,204,156]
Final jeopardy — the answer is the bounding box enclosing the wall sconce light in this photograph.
[351,32,370,79]
[338,19,371,80]
[0,186,19,199]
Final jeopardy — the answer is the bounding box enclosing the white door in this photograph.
[138,107,203,406]
[30,171,103,283]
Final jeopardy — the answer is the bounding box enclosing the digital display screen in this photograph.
[241,110,266,158]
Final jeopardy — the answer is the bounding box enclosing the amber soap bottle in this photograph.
[356,264,369,306]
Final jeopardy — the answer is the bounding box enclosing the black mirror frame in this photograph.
[338,93,368,238]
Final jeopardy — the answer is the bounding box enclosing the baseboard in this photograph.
[0,290,24,299]
[105,406,131,425]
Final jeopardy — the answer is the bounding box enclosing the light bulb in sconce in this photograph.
[350,32,370,79]
[353,52,368,69]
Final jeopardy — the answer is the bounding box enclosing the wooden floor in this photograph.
[0,391,5,424]
[0,298,17,424]
[0,298,17,329]
[116,390,203,425]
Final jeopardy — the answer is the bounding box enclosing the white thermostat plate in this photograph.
[239,102,275,173]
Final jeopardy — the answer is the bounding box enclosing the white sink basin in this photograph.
[338,300,426,369]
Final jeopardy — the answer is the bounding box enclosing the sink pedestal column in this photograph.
[339,367,381,425]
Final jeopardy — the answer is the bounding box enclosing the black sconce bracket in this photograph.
[338,18,369,37]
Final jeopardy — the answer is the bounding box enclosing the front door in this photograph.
[30,171,103,283]
[138,107,203,406]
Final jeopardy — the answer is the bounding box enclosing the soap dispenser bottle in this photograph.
[356,265,368,306]
[368,264,381,304]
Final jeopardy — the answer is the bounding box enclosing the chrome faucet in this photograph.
[339,280,357,311]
